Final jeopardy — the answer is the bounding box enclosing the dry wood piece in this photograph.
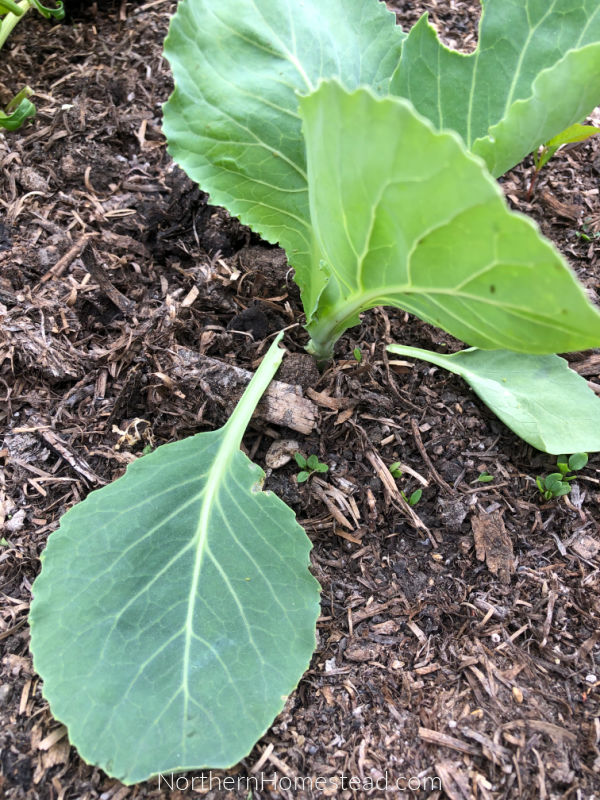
[570,353,600,377]
[472,511,515,583]
[31,416,104,485]
[539,189,581,222]
[170,347,317,435]
[410,417,453,494]
[80,245,135,316]
[434,760,471,800]
[418,727,480,756]
[39,235,94,283]
[365,448,431,535]
[305,387,355,411]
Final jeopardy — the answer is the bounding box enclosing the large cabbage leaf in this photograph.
[301,82,600,359]
[162,0,404,318]
[388,345,600,454]
[391,0,600,176]
[30,336,321,784]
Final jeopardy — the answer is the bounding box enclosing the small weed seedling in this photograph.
[389,463,422,505]
[529,123,599,197]
[389,461,403,479]
[295,452,328,483]
[477,472,494,483]
[536,452,588,501]
[576,218,600,242]
[29,0,600,785]
[403,488,422,506]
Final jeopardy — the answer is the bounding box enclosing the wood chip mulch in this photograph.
[1,1,599,798]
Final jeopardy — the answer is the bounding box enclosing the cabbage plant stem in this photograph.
[306,296,372,364]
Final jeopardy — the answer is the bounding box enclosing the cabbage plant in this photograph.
[29,0,600,785]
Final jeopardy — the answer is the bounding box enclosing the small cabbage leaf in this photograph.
[388,344,600,454]
[301,82,600,358]
[535,123,599,171]
[162,0,404,319]
[391,0,600,176]
[29,335,320,784]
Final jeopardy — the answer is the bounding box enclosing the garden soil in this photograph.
[1,1,599,798]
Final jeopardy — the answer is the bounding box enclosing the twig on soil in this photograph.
[410,417,453,494]
[40,235,95,283]
[418,727,480,756]
[80,244,135,316]
[364,449,432,537]
[169,347,318,435]
[30,415,104,485]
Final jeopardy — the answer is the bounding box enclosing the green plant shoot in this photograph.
[295,452,328,483]
[536,452,588,501]
[0,0,65,130]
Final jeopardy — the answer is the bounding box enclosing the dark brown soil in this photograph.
[1,2,599,799]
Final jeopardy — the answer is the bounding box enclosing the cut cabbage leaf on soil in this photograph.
[29,334,321,784]
[387,345,600,454]
[391,0,600,177]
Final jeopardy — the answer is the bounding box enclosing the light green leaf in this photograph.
[534,122,600,171]
[301,82,600,359]
[162,0,404,319]
[30,0,65,19]
[545,123,600,149]
[0,86,35,131]
[306,454,319,471]
[387,344,600,454]
[568,452,588,471]
[0,0,24,15]
[409,489,422,506]
[29,335,320,784]
[391,1,600,176]
[545,473,566,488]
[474,46,600,176]
[294,452,307,469]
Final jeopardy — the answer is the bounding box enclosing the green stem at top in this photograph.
[0,0,25,16]
[0,0,29,50]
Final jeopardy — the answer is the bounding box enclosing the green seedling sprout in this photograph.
[402,488,422,506]
[388,461,403,479]
[389,463,422,505]
[0,0,65,130]
[477,472,494,483]
[295,452,328,483]
[0,85,35,130]
[353,347,362,363]
[536,452,588,500]
[528,123,600,198]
